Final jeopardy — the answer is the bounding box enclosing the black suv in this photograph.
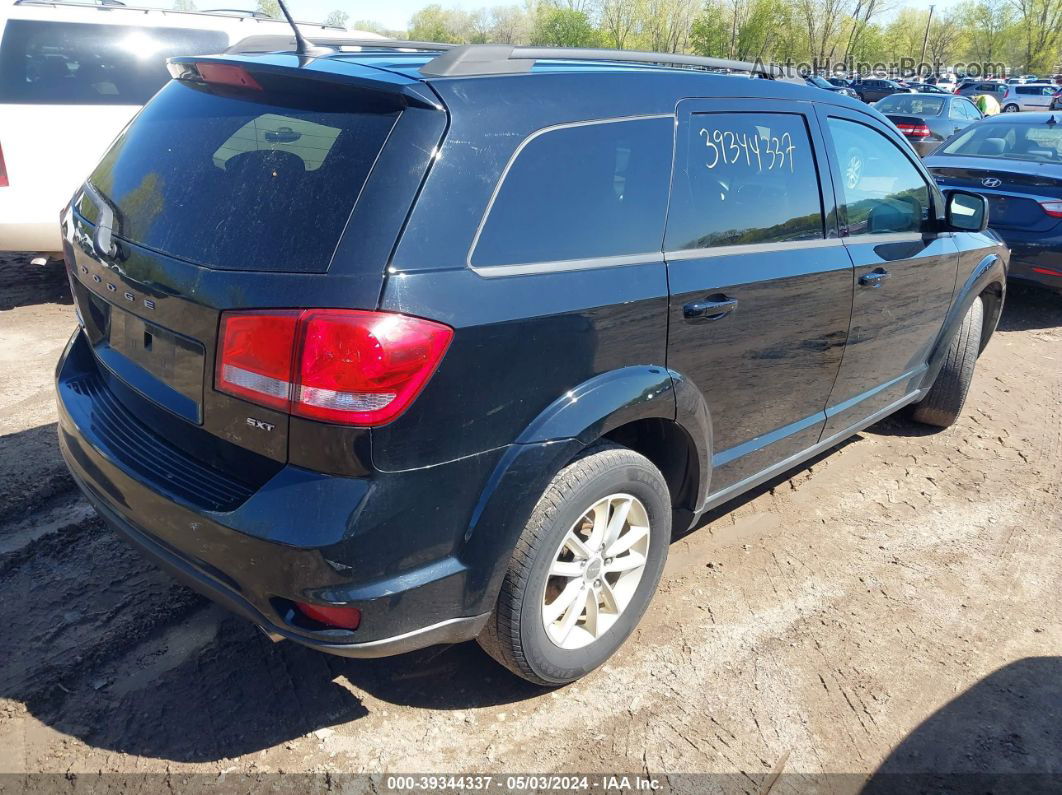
[56,42,1007,686]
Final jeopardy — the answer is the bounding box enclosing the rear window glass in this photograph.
[0,20,228,105]
[940,122,1062,163]
[665,112,824,250]
[876,95,945,115]
[80,79,399,272]
[471,117,673,268]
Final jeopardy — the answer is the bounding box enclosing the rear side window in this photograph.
[470,117,673,268]
[80,79,399,272]
[825,117,931,235]
[665,112,824,250]
[0,20,228,105]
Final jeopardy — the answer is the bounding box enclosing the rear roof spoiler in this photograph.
[167,55,443,110]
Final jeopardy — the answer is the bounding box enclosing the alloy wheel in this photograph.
[540,493,651,650]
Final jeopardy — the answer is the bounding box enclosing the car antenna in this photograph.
[1049,114,1058,125]
[273,0,330,61]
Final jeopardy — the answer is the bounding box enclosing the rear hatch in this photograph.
[64,55,446,479]
[927,156,1062,231]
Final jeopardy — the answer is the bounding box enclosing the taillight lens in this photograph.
[895,122,931,138]
[295,602,361,630]
[215,309,453,426]
[216,311,299,412]
[1040,200,1062,218]
[0,140,8,187]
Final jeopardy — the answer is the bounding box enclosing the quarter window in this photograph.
[471,117,673,268]
[826,117,932,236]
[665,112,824,251]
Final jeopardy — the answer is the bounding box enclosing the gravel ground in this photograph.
[0,252,1060,791]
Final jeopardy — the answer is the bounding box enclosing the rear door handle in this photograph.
[683,296,738,322]
[859,268,890,287]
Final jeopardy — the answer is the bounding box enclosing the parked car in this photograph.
[927,113,1062,292]
[0,0,382,255]
[827,76,852,88]
[805,73,859,99]
[956,80,1008,101]
[904,82,951,95]
[925,75,957,91]
[55,42,1007,686]
[874,93,983,156]
[852,77,912,102]
[999,83,1060,112]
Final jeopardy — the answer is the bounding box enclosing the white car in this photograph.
[1000,83,1061,113]
[0,0,383,255]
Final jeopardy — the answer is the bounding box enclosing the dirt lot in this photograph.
[1,251,1059,790]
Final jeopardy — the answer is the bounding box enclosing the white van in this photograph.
[0,0,383,254]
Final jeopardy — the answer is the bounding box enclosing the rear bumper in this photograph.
[71,467,489,656]
[910,140,941,157]
[992,228,1062,292]
[56,329,500,657]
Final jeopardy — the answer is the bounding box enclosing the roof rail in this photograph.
[420,45,801,83]
[226,35,454,55]
[201,8,272,18]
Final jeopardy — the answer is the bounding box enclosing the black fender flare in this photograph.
[920,252,1006,392]
[456,365,713,615]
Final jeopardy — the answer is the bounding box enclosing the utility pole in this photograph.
[919,4,935,77]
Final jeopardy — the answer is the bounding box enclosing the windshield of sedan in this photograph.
[940,121,1062,163]
[876,95,946,115]
[806,75,833,89]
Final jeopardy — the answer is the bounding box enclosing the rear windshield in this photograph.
[80,79,399,272]
[0,20,228,105]
[876,95,945,115]
[940,122,1062,164]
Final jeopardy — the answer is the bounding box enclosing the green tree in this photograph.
[324,10,349,27]
[957,0,1015,63]
[256,0,281,19]
[172,0,197,11]
[408,4,467,42]
[690,3,730,56]
[1009,0,1062,71]
[532,7,601,46]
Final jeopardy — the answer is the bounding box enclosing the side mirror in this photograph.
[945,189,989,232]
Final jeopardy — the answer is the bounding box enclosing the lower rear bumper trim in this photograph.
[68,460,490,659]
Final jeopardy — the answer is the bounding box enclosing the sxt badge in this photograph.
[246,417,275,432]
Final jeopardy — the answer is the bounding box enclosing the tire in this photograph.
[477,442,671,685]
[1003,103,1020,113]
[911,296,984,428]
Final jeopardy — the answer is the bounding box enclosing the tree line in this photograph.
[237,0,1062,74]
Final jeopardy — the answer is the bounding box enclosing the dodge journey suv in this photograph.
[56,41,1008,685]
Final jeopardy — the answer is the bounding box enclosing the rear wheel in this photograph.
[911,297,984,428]
[477,443,671,685]
[1003,103,1020,113]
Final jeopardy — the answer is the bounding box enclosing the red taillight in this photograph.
[1033,266,1062,276]
[216,311,299,412]
[1039,200,1062,218]
[195,62,262,91]
[0,140,8,187]
[295,602,361,630]
[895,122,931,138]
[215,309,453,426]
